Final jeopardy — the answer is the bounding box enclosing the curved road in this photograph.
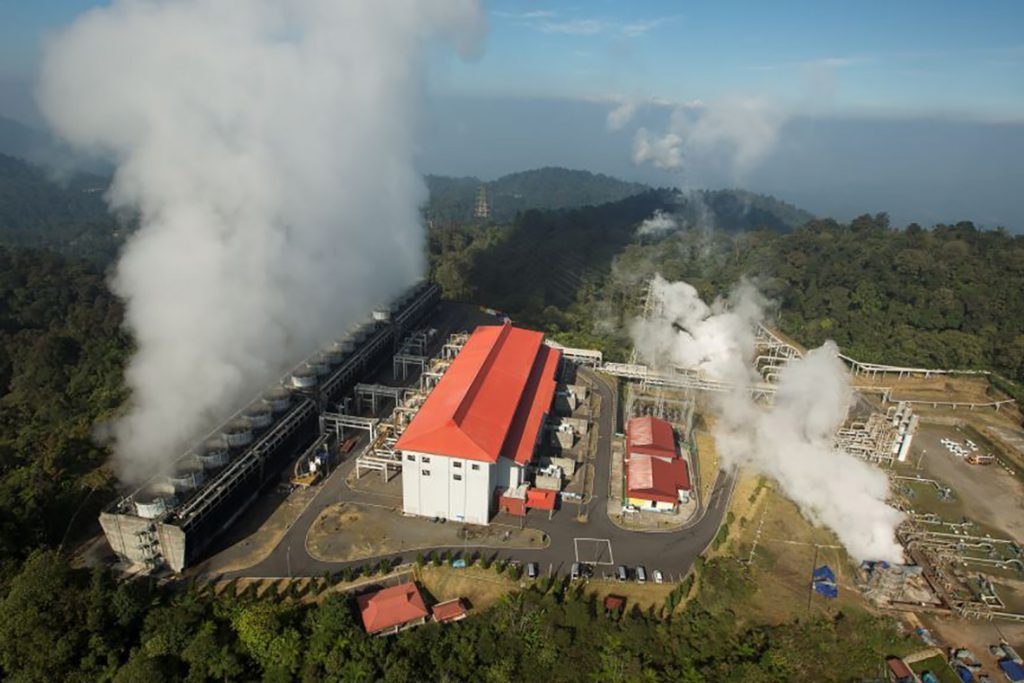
[207,365,735,580]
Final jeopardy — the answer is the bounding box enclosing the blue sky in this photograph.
[3,1,1023,121]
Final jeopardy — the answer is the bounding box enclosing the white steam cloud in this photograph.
[632,98,786,177]
[632,275,904,563]
[606,99,638,131]
[38,0,485,484]
[636,210,678,236]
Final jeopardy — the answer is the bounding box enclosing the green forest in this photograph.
[0,547,913,682]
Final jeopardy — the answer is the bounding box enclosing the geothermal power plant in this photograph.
[100,282,440,572]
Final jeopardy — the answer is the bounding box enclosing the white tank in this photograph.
[372,308,391,322]
[168,459,206,492]
[222,418,254,448]
[197,439,230,469]
[309,353,332,375]
[263,387,292,413]
[134,484,178,519]
[324,341,346,365]
[290,365,319,389]
[243,402,274,430]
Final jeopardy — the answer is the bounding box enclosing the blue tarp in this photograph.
[813,582,838,598]
[811,565,838,599]
[812,565,836,582]
[954,664,974,683]
[1001,659,1024,683]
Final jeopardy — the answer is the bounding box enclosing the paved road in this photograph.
[207,359,735,581]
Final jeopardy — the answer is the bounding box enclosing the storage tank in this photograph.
[222,418,254,448]
[168,458,206,492]
[263,387,292,413]
[243,402,274,430]
[134,483,178,519]
[324,340,346,365]
[197,438,230,469]
[309,352,332,375]
[372,308,391,322]
[290,364,319,389]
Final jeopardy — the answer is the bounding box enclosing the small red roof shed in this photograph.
[356,583,429,635]
[526,487,557,511]
[431,598,468,624]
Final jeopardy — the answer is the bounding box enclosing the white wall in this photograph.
[401,451,493,525]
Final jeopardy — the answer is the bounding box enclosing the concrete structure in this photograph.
[397,323,561,525]
[356,582,429,636]
[100,281,440,573]
[624,416,691,512]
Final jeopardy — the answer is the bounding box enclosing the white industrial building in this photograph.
[396,323,561,525]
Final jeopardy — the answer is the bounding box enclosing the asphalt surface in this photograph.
[205,330,736,581]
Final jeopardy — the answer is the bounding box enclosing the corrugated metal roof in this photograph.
[526,487,557,510]
[431,598,467,623]
[626,415,675,458]
[357,583,428,634]
[395,323,559,465]
[626,453,690,503]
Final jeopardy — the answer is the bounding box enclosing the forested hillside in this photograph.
[425,167,650,223]
[0,247,128,575]
[430,207,1024,387]
[0,154,123,262]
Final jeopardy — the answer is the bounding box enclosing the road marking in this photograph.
[574,537,614,565]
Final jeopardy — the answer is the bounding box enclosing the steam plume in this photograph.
[636,210,678,236]
[631,98,786,178]
[38,0,485,484]
[632,275,904,562]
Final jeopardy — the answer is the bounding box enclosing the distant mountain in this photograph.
[0,153,125,262]
[0,115,50,162]
[425,166,650,222]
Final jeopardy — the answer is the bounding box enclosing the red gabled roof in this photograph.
[431,598,467,623]
[626,453,690,503]
[396,323,559,465]
[502,344,561,465]
[626,416,676,458]
[356,583,429,634]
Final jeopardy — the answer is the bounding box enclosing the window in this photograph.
[453,461,462,469]
[471,464,480,471]
[422,469,430,476]
[453,474,462,481]
[406,454,415,462]
[422,456,431,464]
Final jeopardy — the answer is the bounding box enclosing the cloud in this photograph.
[38,0,486,484]
[631,98,786,177]
[499,10,676,39]
[631,276,904,563]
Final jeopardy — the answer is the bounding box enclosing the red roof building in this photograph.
[431,598,468,624]
[356,583,429,636]
[625,416,691,509]
[396,323,560,466]
[399,323,562,525]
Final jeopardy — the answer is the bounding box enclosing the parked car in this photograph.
[616,565,628,582]
[526,562,539,579]
[636,566,647,584]
[653,569,664,584]
[571,562,581,580]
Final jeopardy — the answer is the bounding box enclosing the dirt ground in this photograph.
[416,565,520,611]
[901,422,1024,540]
[307,501,548,562]
[726,480,868,625]
[200,485,317,574]
[693,423,719,505]
[917,613,1024,678]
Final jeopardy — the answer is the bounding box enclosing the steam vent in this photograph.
[99,281,440,572]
